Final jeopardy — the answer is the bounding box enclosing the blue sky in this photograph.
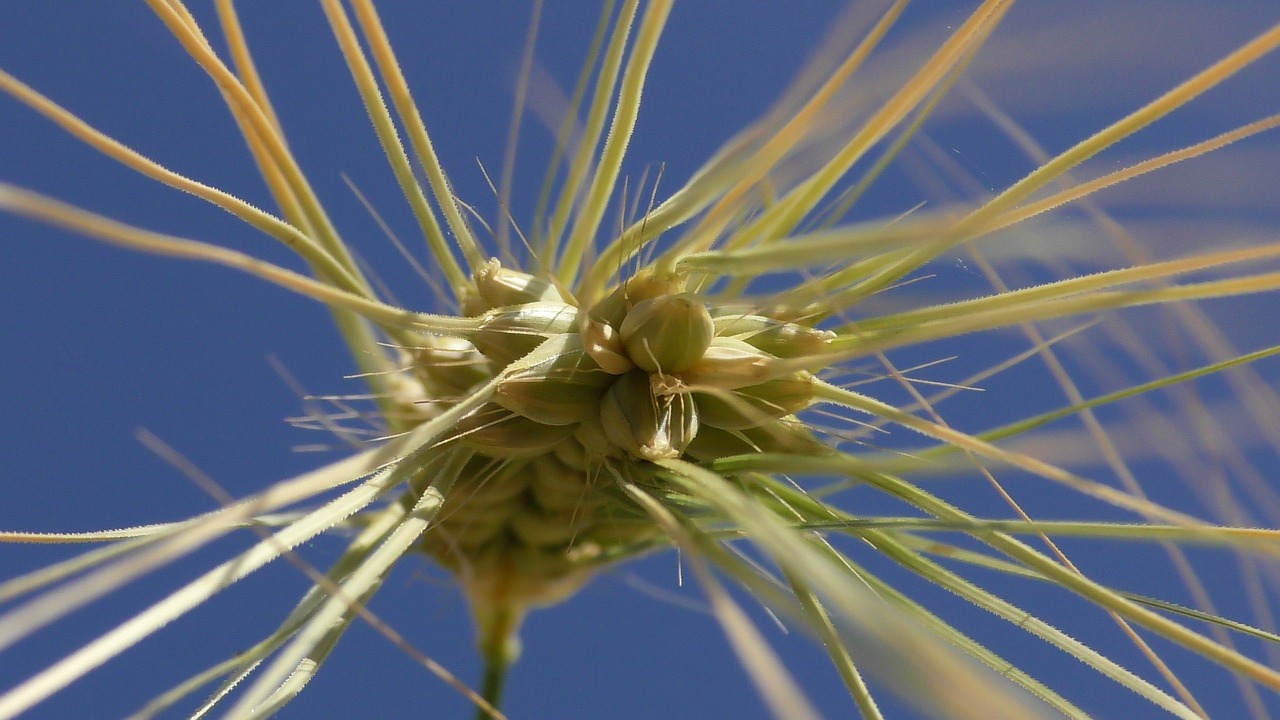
[3,2,1280,719]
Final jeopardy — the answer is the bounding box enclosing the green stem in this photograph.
[473,602,522,720]
[474,654,509,720]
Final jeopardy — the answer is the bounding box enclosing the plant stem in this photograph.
[475,654,509,720]
[473,601,521,720]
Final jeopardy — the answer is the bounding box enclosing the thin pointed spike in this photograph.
[495,0,544,254]
[542,0,639,274]
[557,0,672,286]
[349,0,488,275]
[320,0,470,295]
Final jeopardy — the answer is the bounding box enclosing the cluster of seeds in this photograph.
[407,259,834,608]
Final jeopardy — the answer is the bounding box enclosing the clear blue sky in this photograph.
[2,2,1279,719]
